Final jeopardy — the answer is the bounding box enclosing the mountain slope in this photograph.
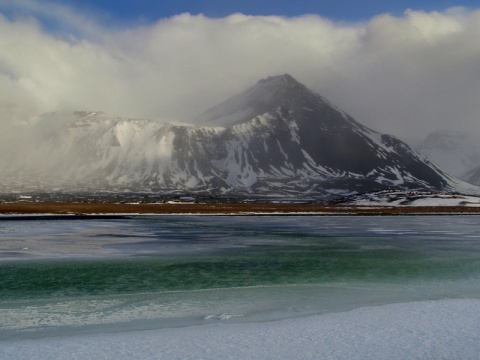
[1,75,477,197]
[199,75,475,195]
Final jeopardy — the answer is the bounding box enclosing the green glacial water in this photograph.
[1,215,480,338]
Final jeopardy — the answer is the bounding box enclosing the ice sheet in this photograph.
[1,299,479,360]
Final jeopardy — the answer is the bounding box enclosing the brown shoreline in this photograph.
[1,202,480,215]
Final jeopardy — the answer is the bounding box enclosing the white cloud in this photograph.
[0,3,480,144]
[0,0,107,39]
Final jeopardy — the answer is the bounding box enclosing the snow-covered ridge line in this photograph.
[2,74,479,198]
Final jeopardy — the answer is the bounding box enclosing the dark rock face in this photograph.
[2,75,474,197]
[194,74,463,196]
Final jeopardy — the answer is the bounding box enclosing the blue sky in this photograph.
[0,0,479,141]
[1,0,474,24]
[45,0,472,21]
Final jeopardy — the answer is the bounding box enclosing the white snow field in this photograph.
[345,191,480,207]
[2,298,479,360]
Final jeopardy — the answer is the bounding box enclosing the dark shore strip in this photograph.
[1,202,480,216]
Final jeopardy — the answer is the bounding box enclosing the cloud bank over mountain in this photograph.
[1,2,480,142]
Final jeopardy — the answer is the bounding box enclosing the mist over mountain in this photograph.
[1,75,477,198]
[417,130,480,186]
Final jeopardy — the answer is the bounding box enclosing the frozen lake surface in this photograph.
[1,215,480,358]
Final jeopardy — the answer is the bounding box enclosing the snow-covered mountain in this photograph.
[2,74,477,197]
[417,130,480,185]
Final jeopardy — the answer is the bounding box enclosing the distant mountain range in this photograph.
[1,74,477,198]
[417,130,480,186]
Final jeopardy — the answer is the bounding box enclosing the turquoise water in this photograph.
[1,215,480,339]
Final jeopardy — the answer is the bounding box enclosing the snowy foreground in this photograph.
[2,299,479,360]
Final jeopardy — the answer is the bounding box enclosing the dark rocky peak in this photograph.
[246,74,326,110]
[195,74,326,128]
[247,74,307,98]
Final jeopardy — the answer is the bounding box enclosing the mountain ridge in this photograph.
[1,74,478,198]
